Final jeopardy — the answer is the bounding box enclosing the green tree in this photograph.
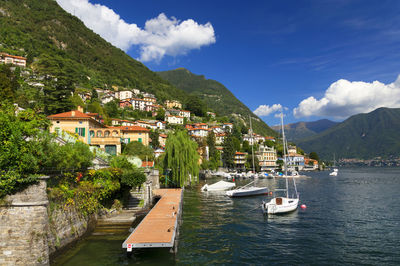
[123,141,154,161]
[43,77,74,115]
[104,99,120,118]
[0,104,50,198]
[149,131,160,149]
[70,93,85,109]
[91,88,99,103]
[185,95,206,117]
[309,152,320,161]
[110,156,146,188]
[155,108,166,121]
[222,133,236,169]
[162,130,200,187]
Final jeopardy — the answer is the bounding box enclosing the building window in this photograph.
[56,121,60,124]
[75,127,85,137]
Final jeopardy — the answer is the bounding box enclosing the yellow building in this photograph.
[111,126,150,146]
[165,100,182,109]
[47,109,122,155]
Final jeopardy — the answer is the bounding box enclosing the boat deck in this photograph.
[122,188,183,250]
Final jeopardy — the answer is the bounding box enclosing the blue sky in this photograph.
[57,0,400,126]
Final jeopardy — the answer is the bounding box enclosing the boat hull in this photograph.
[226,187,269,197]
[262,197,299,214]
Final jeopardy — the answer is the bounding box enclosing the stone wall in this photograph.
[0,177,97,265]
[0,177,50,265]
[47,207,97,255]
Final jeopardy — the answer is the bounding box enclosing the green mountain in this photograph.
[297,108,400,160]
[158,68,277,136]
[272,119,339,142]
[0,0,186,102]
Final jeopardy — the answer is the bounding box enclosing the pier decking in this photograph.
[122,188,183,251]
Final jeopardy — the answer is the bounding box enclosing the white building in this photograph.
[189,127,209,138]
[165,115,184,125]
[115,90,133,101]
[0,53,26,67]
[222,123,233,132]
[101,94,115,104]
[179,110,191,119]
[215,132,226,145]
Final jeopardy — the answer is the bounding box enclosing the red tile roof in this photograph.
[47,110,91,119]
[142,161,154,167]
[110,126,149,132]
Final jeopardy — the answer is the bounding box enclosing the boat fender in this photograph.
[300,204,307,209]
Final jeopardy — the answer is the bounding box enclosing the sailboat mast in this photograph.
[280,112,289,198]
[249,115,255,174]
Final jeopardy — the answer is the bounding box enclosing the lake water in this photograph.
[54,168,400,265]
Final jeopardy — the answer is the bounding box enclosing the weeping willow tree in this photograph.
[163,130,200,187]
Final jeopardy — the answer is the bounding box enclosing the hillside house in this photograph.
[119,100,132,108]
[165,100,182,109]
[159,134,167,147]
[179,110,191,119]
[215,132,226,145]
[0,53,26,67]
[112,126,150,146]
[165,115,184,125]
[115,90,133,101]
[222,123,233,132]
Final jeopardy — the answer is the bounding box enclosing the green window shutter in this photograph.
[75,128,78,134]
[138,138,142,143]
[82,128,85,137]
[128,138,130,143]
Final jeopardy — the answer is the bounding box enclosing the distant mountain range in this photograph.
[297,107,400,160]
[158,68,277,136]
[272,119,339,142]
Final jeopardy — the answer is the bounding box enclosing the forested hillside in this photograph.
[272,119,339,141]
[297,108,400,159]
[0,0,186,102]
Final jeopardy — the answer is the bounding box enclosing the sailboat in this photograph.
[329,154,338,176]
[262,113,299,214]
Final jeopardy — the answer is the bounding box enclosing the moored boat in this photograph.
[201,180,236,192]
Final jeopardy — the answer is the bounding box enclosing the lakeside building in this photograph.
[165,100,182,109]
[286,145,305,170]
[0,53,27,67]
[257,145,277,171]
[304,158,319,170]
[234,152,247,172]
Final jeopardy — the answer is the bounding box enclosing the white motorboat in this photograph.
[226,181,268,197]
[329,168,338,176]
[201,180,235,192]
[226,186,269,197]
[262,112,299,215]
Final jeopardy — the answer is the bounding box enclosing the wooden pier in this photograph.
[122,188,183,252]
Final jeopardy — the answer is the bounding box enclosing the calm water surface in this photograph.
[54,168,400,265]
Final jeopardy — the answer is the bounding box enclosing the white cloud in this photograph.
[253,104,283,117]
[56,0,216,62]
[293,75,400,118]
